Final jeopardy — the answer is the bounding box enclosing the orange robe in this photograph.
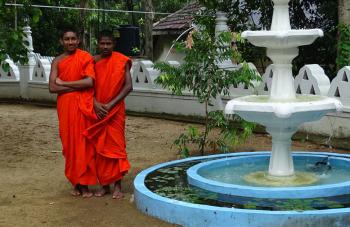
[56,49,97,186]
[84,52,131,185]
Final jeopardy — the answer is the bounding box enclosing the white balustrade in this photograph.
[0,59,20,81]
[227,63,260,97]
[328,66,350,109]
[294,64,330,96]
[31,58,51,82]
[132,60,160,89]
[0,59,20,99]
[2,55,350,108]
[257,64,274,95]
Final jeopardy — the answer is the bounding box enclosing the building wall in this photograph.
[153,35,186,63]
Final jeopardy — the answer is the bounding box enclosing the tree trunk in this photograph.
[339,0,350,26]
[78,0,89,50]
[126,0,136,25]
[143,0,154,60]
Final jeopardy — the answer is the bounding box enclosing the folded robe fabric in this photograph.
[56,49,97,186]
[84,52,131,185]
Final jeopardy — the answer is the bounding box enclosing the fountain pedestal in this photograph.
[266,125,296,176]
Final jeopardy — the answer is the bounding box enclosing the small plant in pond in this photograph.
[275,199,316,211]
[155,9,259,157]
[243,201,258,209]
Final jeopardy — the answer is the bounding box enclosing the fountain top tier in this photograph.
[271,0,293,31]
[242,0,323,49]
[270,0,307,31]
[242,0,324,48]
[242,0,323,101]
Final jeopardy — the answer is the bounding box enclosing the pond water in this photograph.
[145,159,350,211]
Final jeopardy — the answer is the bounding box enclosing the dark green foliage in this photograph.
[0,0,41,70]
[225,0,338,77]
[153,0,188,20]
[290,0,338,78]
[30,0,83,56]
[336,24,350,70]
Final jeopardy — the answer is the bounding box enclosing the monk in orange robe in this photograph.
[84,30,132,199]
[49,27,97,198]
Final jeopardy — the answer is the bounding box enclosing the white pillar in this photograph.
[23,25,36,66]
[18,25,36,99]
[215,11,236,70]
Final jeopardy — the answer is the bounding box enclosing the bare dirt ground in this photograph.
[0,104,347,227]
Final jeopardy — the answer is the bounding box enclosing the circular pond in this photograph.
[134,152,350,227]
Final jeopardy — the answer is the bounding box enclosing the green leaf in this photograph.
[1,62,10,72]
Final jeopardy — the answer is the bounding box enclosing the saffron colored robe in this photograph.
[84,52,131,185]
[57,49,97,186]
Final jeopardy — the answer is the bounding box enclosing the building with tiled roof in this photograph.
[153,2,200,35]
[153,2,200,62]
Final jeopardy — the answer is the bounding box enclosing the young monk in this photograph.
[49,27,97,198]
[84,30,132,199]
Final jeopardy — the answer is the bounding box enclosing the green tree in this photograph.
[337,0,350,69]
[0,0,41,69]
[224,0,339,77]
[153,0,188,19]
[290,0,338,78]
[29,0,99,56]
[336,23,350,69]
[154,9,259,156]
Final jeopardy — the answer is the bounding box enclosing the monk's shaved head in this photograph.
[98,30,114,42]
[60,26,78,39]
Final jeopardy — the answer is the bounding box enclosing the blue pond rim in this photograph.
[134,152,350,227]
[187,154,350,199]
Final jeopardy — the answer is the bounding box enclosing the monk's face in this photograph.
[98,37,114,57]
[60,31,79,53]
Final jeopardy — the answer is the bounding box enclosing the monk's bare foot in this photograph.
[80,185,93,198]
[112,181,124,199]
[94,185,110,197]
[70,185,81,197]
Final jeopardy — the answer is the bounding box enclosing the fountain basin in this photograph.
[241,29,323,48]
[134,152,350,227]
[187,154,350,199]
[225,95,342,177]
[225,95,342,119]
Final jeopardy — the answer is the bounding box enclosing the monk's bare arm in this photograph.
[49,57,74,94]
[56,76,93,89]
[105,63,133,111]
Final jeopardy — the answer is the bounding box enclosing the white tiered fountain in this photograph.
[225,0,342,177]
[134,2,350,226]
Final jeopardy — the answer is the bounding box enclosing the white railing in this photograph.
[1,55,350,137]
[0,59,20,81]
[1,55,350,109]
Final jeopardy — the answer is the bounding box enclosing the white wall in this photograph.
[153,35,186,63]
